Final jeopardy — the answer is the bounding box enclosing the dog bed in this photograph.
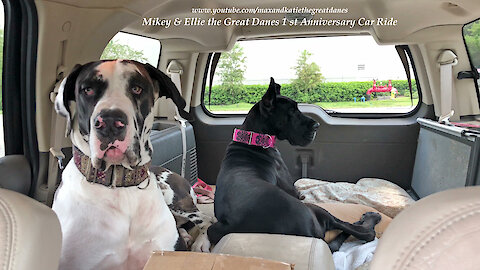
[295,178,414,270]
[295,178,415,218]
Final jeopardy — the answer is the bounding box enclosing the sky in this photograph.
[111,32,161,66]
[235,36,408,85]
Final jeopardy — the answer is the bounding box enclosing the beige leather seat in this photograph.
[0,188,62,270]
[198,203,333,270]
[213,233,335,270]
[371,186,480,270]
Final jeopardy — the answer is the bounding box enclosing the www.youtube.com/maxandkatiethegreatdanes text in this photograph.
[190,6,348,15]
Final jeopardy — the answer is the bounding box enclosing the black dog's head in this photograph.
[55,59,186,169]
[246,77,319,147]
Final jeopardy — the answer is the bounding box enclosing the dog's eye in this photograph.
[83,87,94,96]
[131,86,143,95]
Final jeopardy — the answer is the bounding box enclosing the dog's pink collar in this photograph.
[232,128,276,149]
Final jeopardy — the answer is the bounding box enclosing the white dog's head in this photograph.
[55,60,185,170]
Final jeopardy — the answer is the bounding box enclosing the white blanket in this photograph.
[333,238,378,270]
[295,178,414,218]
[295,178,414,270]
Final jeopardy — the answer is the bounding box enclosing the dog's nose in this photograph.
[94,109,128,139]
[312,122,320,130]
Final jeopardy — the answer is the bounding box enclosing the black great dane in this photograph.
[207,78,381,252]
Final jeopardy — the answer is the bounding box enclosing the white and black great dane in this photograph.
[52,60,214,270]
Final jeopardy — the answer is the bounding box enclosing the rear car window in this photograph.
[463,18,480,89]
[204,36,419,115]
[101,32,161,66]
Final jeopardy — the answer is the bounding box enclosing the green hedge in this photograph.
[205,80,417,105]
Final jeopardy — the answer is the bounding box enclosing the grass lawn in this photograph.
[316,96,418,109]
[205,103,254,112]
[206,96,419,112]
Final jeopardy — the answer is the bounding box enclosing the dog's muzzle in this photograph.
[94,109,128,139]
[93,109,130,163]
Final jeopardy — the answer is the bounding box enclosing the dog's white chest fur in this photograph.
[52,160,179,270]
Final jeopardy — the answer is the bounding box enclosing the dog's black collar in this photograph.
[72,146,151,188]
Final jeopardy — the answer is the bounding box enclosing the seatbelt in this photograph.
[166,60,187,178]
[208,53,221,107]
[437,50,459,123]
[46,71,67,206]
[395,46,413,106]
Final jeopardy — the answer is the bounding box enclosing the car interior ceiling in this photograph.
[0,0,479,206]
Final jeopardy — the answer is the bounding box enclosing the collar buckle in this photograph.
[248,132,253,145]
[263,134,272,149]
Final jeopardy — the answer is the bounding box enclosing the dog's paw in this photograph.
[179,228,193,247]
[361,212,382,227]
[191,232,211,253]
[359,212,382,242]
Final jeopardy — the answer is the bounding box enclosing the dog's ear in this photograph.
[54,64,84,136]
[260,77,279,113]
[144,63,187,111]
[272,77,281,95]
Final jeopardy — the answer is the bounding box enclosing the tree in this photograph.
[101,39,147,62]
[464,20,480,68]
[217,43,246,99]
[291,50,324,93]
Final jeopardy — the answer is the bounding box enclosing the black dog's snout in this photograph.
[94,109,128,139]
[312,122,320,130]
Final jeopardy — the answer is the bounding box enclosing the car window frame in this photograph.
[462,17,480,109]
[201,39,423,119]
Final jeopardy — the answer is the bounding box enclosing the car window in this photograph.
[101,32,161,66]
[204,36,419,115]
[463,18,480,90]
[0,2,4,157]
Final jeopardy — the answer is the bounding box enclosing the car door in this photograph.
[0,0,38,196]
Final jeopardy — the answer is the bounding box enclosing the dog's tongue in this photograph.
[105,147,124,162]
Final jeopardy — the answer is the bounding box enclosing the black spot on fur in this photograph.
[75,68,109,136]
[136,112,145,135]
[174,232,187,251]
[140,102,151,121]
[181,222,195,231]
[145,141,152,156]
[132,140,140,160]
[99,160,107,171]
